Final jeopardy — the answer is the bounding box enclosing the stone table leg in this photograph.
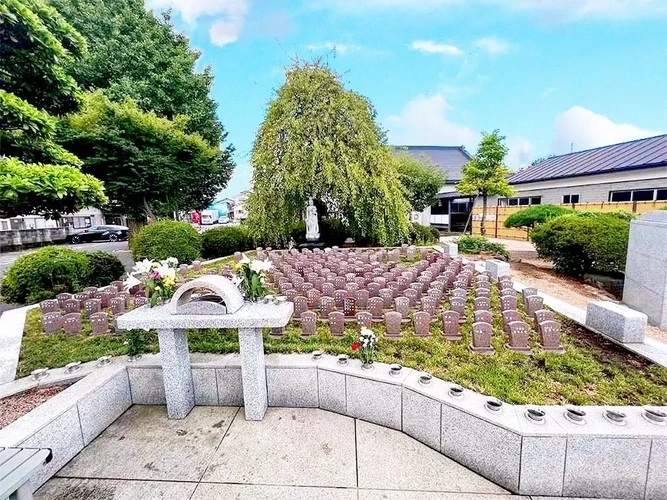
[158,328,194,419]
[238,328,267,421]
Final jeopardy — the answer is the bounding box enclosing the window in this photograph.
[562,194,580,204]
[632,190,655,202]
[504,196,541,207]
[610,191,632,202]
[609,188,667,203]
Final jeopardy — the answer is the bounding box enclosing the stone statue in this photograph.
[305,197,320,241]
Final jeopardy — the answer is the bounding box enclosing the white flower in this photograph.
[124,275,141,290]
[154,265,176,280]
[240,253,251,265]
[132,258,154,274]
[166,257,179,267]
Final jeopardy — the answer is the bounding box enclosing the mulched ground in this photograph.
[0,385,69,429]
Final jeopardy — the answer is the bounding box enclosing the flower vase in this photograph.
[361,361,375,371]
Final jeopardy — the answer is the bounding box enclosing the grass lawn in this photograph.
[19,293,667,406]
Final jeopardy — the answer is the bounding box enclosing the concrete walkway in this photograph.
[35,406,620,500]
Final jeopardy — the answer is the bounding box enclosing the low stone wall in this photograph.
[0,364,131,490]
[5,354,663,498]
[0,227,73,252]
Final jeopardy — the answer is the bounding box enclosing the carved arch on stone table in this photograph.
[167,275,244,315]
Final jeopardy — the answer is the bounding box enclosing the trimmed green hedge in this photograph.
[504,205,574,229]
[202,226,253,259]
[2,247,91,304]
[409,222,439,245]
[530,213,630,276]
[131,220,202,263]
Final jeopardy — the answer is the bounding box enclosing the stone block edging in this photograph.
[2,353,665,498]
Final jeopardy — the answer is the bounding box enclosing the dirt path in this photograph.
[509,259,667,343]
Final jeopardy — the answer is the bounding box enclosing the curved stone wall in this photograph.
[1,353,666,499]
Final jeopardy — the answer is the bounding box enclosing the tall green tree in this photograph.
[0,0,106,218]
[57,92,234,220]
[50,0,226,147]
[456,130,514,236]
[246,61,410,246]
[393,149,446,212]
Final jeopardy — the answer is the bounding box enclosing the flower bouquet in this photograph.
[352,327,378,368]
[234,253,272,302]
[125,258,179,307]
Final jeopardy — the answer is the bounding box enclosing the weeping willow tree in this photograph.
[246,61,410,246]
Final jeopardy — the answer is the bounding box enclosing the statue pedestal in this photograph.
[298,241,326,251]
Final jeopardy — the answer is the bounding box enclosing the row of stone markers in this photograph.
[262,245,483,339]
[37,280,150,336]
[494,277,564,354]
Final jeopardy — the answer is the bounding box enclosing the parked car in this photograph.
[68,225,129,243]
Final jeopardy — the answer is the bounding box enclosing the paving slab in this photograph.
[356,419,508,494]
[57,405,238,482]
[202,407,357,488]
[191,483,357,499]
[35,478,196,499]
[358,491,522,499]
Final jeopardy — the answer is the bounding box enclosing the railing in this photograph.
[471,201,667,240]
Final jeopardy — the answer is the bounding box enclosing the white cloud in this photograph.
[542,87,556,98]
[551,106,663,154]
[411,40,463,56]
[384,94,479,149]
[506,136,535,169]
[476,37,510,55]
[307,42,360,54]
[146,0,248,46]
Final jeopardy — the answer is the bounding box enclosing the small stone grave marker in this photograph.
[328,311,345,336]
[507,321,531,354]
[89,312,110,335]
[62,313,82,335]
[42,312,62,334]
[471,322,494,354]
[300,311,317,336]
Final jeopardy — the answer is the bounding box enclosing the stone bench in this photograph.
[0,447,52,500]
[585,301,647,343]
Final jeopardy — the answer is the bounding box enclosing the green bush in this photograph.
[576,209,636,222]
[504,205,574,229]
[83,251,126,287]
[529,213,630,276]
[429,226,441,242]
[408,223,438,245]
[1,246,90,304]
[455,235,509,259]
[202,226,253,259]
[131,220,202,263]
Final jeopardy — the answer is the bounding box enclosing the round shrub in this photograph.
[131,220,202,263]
[84,251,126,287]
[202,226,253,259]
[529,213,630,276]
[1,246,90,304]
[429,226,441,242]
[504,205,574,230]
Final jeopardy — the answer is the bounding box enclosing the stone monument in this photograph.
[305,197,320,242]
[117,275,293,421]
[623,210,667,329]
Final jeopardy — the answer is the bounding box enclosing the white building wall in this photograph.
[475,167,667,207]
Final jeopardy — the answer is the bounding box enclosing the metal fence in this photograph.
[471,201,667,240]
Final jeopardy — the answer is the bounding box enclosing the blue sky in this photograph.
[146,0,667,199]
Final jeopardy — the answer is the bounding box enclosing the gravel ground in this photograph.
[0,385,69,429]
[509,259,667,344]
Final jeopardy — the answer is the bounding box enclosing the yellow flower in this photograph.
[155,286,161,291]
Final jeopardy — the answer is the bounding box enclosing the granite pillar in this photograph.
[623,211,667,329]
[238,328,268,420]
[157,328,195,419]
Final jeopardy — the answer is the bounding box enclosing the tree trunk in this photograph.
[481,194,488,237]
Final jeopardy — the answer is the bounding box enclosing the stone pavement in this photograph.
[35,406,621,500]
